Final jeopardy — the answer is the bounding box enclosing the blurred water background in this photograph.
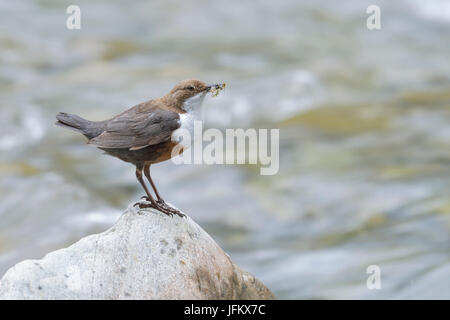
[0,0,449,299]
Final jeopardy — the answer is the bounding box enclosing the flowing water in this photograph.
[0,0,449,299]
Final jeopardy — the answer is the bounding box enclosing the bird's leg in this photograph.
[143,164,185,218]
[143,164,163,202]
[134,166,160,211]
[134,166,178,217]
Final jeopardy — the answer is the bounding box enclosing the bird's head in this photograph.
[165,79,222,112]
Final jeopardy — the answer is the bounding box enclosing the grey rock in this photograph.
[0,203,274,300]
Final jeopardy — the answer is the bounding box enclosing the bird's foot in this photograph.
[156,199,185,218]
[134,201,175,217]
[135,198,185,218]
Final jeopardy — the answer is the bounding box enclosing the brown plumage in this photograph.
[56,79,220,217]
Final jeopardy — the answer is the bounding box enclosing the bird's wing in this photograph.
[87,102,180,150]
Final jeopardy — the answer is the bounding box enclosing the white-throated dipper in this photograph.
[56,80,225,217]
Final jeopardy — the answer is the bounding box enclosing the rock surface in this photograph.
[0,203,274,300]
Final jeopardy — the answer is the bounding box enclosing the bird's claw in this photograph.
[135,198,185,218]
[157,199,185,218]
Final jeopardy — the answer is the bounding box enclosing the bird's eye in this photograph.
[187,86,195,91]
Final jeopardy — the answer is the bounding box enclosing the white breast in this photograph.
[171,92,206,148]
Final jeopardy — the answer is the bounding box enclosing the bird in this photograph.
[55,79,224,217]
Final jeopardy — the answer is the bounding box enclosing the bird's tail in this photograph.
[55,112,103,139]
